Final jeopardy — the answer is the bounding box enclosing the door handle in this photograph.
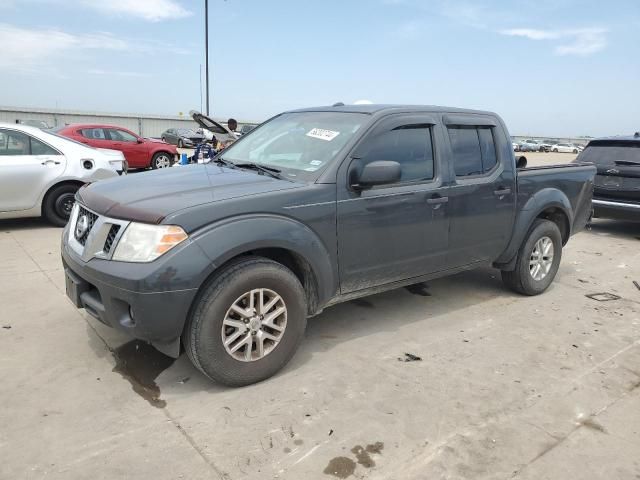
[493,187,512,196]
[426,195,449,205]
[41,160,61,165]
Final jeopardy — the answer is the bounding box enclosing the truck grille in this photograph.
[74,206,98,246]
[103,225,121,254]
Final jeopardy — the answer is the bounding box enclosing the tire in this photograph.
[501,219,562,296]
[184,256,307,386]
[177,139,183,148]
[573,149,578,154]
[552,148,558,153]
[151,152,173,169]
[42,183,79,227]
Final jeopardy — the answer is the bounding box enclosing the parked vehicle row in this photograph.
[61,104,595,386]
[0,123,125,226]
[512,138,583,154]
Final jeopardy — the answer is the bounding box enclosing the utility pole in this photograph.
[205,0,210,115]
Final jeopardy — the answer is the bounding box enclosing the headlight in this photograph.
[112,223,188,262]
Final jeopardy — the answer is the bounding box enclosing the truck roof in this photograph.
[287,104,496,116]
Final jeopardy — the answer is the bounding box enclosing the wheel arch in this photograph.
[41,179,85,212]
[494,188,573,270]
[190,215,338,316]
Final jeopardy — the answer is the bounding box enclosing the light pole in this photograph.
[204,0,210,115]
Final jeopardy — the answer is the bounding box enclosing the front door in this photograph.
[0,128,66,211]
[105,128,147,168]
[443,118,515,267]
[337,114,450,293]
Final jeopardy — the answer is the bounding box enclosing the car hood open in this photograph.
[189,110,233,135]
[76,164,302,225]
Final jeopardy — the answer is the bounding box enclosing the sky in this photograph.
[0,0,638,137]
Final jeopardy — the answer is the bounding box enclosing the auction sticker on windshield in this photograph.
[306,128,340,141]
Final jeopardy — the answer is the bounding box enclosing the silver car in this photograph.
[0,123,125,226]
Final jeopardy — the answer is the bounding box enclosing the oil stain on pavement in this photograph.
[324,442,384,478]
[111,340,175,408]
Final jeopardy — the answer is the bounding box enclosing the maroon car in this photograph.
[55,124,178,169]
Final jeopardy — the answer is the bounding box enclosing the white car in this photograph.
[0,123,126,226]
[551,143,580,154]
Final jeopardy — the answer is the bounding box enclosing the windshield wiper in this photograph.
[211,157,237,168]
[234,162,285,180]
[614,160,640,166]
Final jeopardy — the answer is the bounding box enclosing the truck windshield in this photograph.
[219,111,367,180]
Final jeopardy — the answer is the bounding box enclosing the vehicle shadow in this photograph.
[0,217,58,231]
[163,265,524,395]
[587,218,640,240]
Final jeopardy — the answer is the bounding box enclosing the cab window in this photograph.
[356,125,434,183]
[448,126,498,177]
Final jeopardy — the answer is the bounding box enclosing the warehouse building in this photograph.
[0,105,240,138]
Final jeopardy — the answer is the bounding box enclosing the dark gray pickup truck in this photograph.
[62,105,595,386]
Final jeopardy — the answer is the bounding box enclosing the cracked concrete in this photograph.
[1,202,639,479]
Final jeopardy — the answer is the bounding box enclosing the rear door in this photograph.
[337,114,451,292]
[0,128,66,211]
[443,115,516,267]
[105,128,148,168]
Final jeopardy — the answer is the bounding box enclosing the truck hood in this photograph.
[76,164,302,224]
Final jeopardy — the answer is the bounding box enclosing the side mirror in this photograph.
[516,155,527,169]
[137,138,144,144]
[353,160,402,189]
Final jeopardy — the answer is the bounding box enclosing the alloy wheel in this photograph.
[529,236,554,281]
[221,288,287,362]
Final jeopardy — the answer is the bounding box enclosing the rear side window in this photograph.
[80,128,107,140]
[30,137,59,155]
[358,125,434,183]
[448,126,498,177]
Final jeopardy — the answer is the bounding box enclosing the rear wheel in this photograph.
[573,149,578,154]
[177,139,183,148]
[184,256,307,386]
[501,219,562,295]
[43,184,78,227]
[151,152,173,169]
[552,148,558,152]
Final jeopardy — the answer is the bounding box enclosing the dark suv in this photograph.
[576,133,640,221]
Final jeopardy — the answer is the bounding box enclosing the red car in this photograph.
[54,124,178,169]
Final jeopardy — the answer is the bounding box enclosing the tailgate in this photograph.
[594,164,640,201]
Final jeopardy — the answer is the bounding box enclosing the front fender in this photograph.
[192,214,337,306]
[495,188,573,268]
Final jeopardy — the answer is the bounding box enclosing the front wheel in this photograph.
[552,148,558,152]
[184,256,307,386]
[573,149,578,154]
[177,139,183,148]
[43,184,78,227]
[151,152,173,169]
[501,219,562,295]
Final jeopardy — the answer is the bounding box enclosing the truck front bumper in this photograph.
[61,226,209,357]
